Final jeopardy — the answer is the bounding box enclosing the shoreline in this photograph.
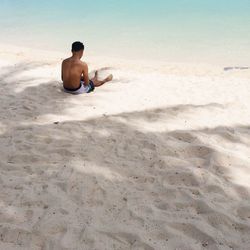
[1,43,250,79]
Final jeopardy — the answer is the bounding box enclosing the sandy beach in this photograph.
[0,44,250,250]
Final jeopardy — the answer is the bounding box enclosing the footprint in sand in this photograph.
[169,131,197,144]
[237,206,250,220]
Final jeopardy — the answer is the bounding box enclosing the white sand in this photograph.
[0,44,250,250]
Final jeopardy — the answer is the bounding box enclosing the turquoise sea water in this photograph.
[0,0,250,64]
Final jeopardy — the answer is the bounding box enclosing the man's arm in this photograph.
[82,62,90,86]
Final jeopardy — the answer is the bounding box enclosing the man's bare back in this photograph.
[62,41,113,94]
[62,57,88,90]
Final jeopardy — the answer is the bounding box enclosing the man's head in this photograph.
[71,41,84,58]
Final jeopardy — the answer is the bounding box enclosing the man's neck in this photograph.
[72,54,81,60]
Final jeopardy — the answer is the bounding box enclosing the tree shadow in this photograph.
[0,62,250,249]
[0,62,99,127]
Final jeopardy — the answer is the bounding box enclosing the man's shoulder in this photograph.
[80,60,88,66]
[62,57,70,64]
[62,58,87,68]
[81,61,88,69]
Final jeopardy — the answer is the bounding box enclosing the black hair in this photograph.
[71,41,84,52]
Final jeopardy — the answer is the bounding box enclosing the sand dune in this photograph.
[0,46,250,250]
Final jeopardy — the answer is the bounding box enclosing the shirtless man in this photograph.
[61,41,113,94]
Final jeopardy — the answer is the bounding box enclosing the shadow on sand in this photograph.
[0,62,250,249]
